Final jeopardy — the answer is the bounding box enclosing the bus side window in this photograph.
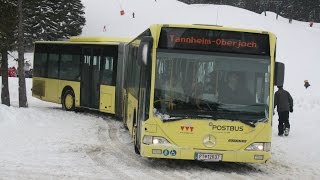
[47,53,59,78]
[34,53,48,77]
[60,54,81,81]
[102,56,114,85]
[57,44,82,81]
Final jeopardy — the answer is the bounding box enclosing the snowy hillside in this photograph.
[1,0,320,179]
[82,0,320,96]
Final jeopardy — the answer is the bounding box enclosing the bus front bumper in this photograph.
[140,144,271,163]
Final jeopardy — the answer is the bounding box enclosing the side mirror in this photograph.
[138,36,153,66]
[274,62,285,86]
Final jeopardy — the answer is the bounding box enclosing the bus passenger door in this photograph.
[81,48,91,108]
[92,48,101,109]
[136,36,153,154]
[80,47,101,109]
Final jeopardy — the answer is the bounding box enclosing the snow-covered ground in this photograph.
[1,0,320,179]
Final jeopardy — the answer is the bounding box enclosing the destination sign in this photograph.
[158,27,270,55]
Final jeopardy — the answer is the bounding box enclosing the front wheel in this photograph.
[62,90,75,111]
[133,121,141,155]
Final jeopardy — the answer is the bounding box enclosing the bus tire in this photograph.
[123,118,128,130]
[62,89,75,111]
[134,127,140,155]
[133,112,140,155]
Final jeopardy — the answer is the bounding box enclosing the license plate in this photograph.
[195,153,222,162]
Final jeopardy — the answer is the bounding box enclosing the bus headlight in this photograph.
[245,142,271,151]
[143,136,171,145]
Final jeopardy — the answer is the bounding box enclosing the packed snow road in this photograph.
[0,104,261,179]
[1,90,319,179]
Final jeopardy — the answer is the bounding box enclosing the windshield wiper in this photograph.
[162,116,186,121]
[217,107,265,116]
[215,108,266,127]
[238,119,256,127]
[162,114,217,122]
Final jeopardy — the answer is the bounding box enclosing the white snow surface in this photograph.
[1,0,320,179]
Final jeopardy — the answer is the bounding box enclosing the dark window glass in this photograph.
[33,53,47,77]
[60,54,81,80]
[59,45,81,81]
[127,45,140,98]
[124,29,152,121]
[126,29,151,98]
[101,46,118,86]
[92,48,101,88]
[47,54,59,78]
[101,57,114,85]
[158,27,270,55]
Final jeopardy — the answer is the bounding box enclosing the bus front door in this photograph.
[81,47,101,109]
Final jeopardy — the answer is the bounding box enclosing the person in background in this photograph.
[309,21,314,27]
[8,66,17,77]
[274,85,293,136]
[304,80,310,89]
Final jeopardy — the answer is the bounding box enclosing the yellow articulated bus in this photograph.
[32,36,130,114]
[121,24,285,163]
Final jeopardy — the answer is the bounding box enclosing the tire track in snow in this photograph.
[97,119,181,180]
[86,147,131,180]
[108,121,179,179]
[86,118,172,180]
[110,121,188,180]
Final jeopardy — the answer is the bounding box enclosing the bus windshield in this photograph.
[154,50,270,122]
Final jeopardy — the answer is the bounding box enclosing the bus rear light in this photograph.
[245,142,271,152]
[143,136,171,145]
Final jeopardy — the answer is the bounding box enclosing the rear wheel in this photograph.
[62,90,75,111]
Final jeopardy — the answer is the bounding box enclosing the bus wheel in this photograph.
[62,90,75,111]
[123,118,128,130]
[133,123,140,155]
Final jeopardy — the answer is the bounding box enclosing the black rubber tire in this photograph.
[133,113,141,155]
[134,126,141,155]
[62,89,75,111]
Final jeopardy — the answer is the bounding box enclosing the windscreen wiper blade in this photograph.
[239,120,256,127]
[162,114,217,122]
[162,116,186,121]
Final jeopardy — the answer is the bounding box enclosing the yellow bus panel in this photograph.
[140,119,271,163]
[32,77,80,107]
[99,85,115,114]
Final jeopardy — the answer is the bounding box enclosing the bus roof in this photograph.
[35,36,132,45]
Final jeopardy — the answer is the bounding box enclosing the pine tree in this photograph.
[0,0,17,106]
[178,0,320,23]
[57,0,86,38]
[17,0,28,108]
[23,0,85,49]
[0,0,85,106]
